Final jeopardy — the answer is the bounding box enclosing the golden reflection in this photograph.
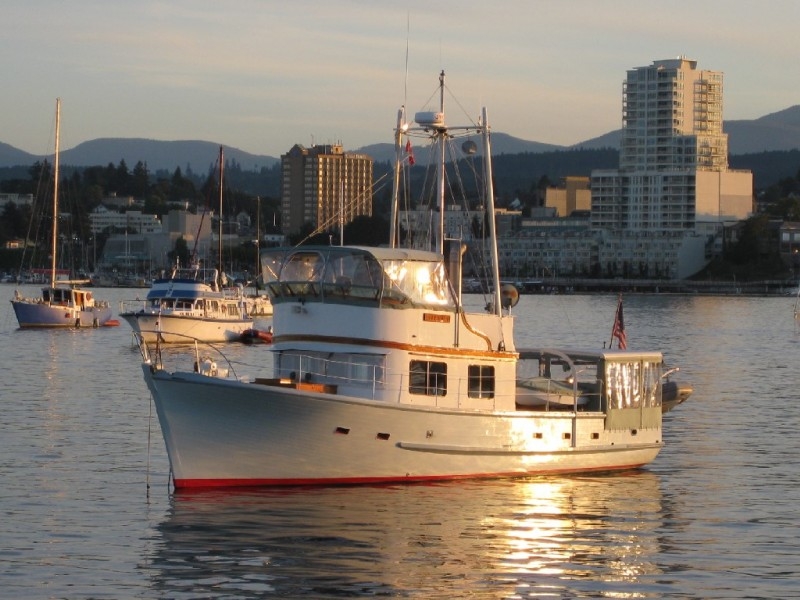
[487,474,664,589]
[150,473,665,598]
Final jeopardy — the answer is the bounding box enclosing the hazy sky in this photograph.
[3,0,798,158]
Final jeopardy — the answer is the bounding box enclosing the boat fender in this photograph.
[86,292,92,302]
[200,357,217,377]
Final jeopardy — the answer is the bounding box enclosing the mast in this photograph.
[389,107,405,248]
[255,195,260,287]
[218,145,224,286]
[50,98,61,288]
[436,70,446,256]
[481,107,502,317]
[339,180,344,246]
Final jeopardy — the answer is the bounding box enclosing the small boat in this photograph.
[661,368,693,413]
[119,266,253,344]
[239,327,273,344]
[10,99,113,329]
[135,71,685,489]
[244,293,273,317]
[119,148,253,344]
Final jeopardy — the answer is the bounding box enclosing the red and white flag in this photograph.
[405,139,415,166]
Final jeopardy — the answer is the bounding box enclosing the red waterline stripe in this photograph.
[174,462,649,489]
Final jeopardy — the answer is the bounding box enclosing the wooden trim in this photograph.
[272,334,517,361]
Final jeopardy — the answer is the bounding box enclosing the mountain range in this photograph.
[1,106,799,173]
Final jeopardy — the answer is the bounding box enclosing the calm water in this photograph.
[1,285,799,599]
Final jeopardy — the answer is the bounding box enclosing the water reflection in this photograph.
[149,472,664,598]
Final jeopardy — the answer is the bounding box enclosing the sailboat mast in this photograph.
[255,195,260,285]
[339,180,344,246]
[50,98,61,288]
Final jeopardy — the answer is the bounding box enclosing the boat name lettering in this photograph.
[423,313,450,323]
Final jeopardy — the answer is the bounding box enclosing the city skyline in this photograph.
[2,0,798,158]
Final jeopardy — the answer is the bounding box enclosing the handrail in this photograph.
[134,331,239,380]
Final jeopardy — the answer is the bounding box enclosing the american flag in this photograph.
[611,296,627,350]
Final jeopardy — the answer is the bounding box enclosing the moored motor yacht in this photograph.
[136,71,682,489]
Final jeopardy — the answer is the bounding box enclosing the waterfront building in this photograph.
[544,176,591,217]
[97,209,213,275]
[398,205,484,247]
[496,58,754,280]
[280,143,373,237]
[509,57,755,280]
[0,193,33,208]
[89,205,162,235]
[592,57,752,236]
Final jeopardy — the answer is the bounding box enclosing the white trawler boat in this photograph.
[137,72,673,488]
[120,147,253,343]
[119,265,252,343]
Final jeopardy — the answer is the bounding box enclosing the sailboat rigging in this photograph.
[10,98,114,328]
[118,146,255,343]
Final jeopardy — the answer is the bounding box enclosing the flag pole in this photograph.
[610,293,627,350]
[609,295,620,348]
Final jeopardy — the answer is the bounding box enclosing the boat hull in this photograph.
[121,312,251,343]
[11,300,113,328]
[143,366,662,488]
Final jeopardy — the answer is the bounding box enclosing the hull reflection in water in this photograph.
[149,474,665,598]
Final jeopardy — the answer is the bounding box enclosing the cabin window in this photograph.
[605,360,662,409]
[468,365,495,399]
[383,260,452,307]
[326,353,386,387]
[321,252,382,300]
[409,360,447,396]
[281,252,325,283]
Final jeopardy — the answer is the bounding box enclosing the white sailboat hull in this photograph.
[143,366,662,488]
[12,299,113,328]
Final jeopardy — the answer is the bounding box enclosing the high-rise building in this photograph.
[280,143,373,237]
[591,58,752,233]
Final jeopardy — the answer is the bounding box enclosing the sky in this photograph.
[2,0,799,158]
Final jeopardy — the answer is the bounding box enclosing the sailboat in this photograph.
[242,195,273,317]
[11,99,113,329]
[134,72,679,489]
[119,146,253,343]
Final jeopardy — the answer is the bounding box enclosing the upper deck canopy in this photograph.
[262,246,456,310]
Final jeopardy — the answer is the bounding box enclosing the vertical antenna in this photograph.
[404,12,410,109]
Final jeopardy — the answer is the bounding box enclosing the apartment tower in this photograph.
[591,58,752,233]
[280,143,373,237]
